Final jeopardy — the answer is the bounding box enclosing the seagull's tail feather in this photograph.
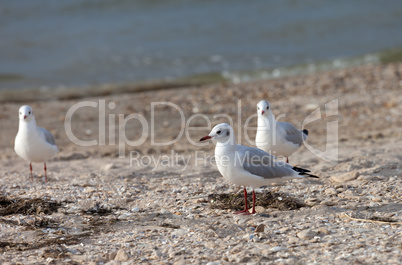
[292,166,310,173]
[292,166,318,178]
[302,129,309,136]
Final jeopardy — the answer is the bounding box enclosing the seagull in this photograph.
[256,100,308,163]
[14,105,58,182]
[200,123,317,215]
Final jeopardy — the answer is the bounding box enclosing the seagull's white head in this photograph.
[199,123,234,144]
[257,100,272,117]
[18,105,34,122]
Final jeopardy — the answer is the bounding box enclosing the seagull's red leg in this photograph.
[250,190,256,214]
[286,157,289,163]
[234,187,250,214]
[44,162,48,183]
[30,163,33,181]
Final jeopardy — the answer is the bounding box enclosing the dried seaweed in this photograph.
[0,196,61,216]
[160,223,180,229]
[208,190,306,211]
[0,232,91,251]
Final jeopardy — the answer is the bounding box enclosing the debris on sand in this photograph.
[208,190,306,211]
[0,196,61,216]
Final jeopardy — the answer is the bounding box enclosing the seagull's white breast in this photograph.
[256,117,301,157]
[15,123,58,163]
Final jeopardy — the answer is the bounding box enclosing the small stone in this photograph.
[131,207,140,212]
[205,241,216,249]
[270,246,287,252]
[242,234,254,241]
[357,175,377,181]
[297,230,317,240]
[311,236,321,243]
[235,256,251,263]
[320,200,337,206]
[305,197,317,202]
[114,249,129,262]
[160,209,170,214]
[173,259,187,265]
[108,251,117,260]
[151,251,163,259]
[318,228,330,235]
[305,197,319,206]
[105,261,120,265]
[325,187,337,196]
[305,103,319,111]
[118,213,132,220]
[102,163,116,171]
[83,187,95,193]
[336,187,344,192]
[70,255,88,263]
[255,206,265,213]
[288,236,299,244]
[255,224,265,233]
[331,171,359,182]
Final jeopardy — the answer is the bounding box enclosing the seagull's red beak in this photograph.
[261,111,265,115]
[23,115,27,119]
[199,135,212,141]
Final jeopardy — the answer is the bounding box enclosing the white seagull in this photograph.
[200,123,317,215]
[14,105,58,182]
[256,100,308,163]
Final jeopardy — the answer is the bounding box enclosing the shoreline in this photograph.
[2,47,402,103]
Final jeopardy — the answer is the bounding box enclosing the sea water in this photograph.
[1,0,402,91]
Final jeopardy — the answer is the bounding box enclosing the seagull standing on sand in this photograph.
[200,123,317,215]
[256,100,308,163]
[14,105,58,182]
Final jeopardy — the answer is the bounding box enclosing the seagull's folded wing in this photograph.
[280,122,307,146]
[236,145,295,179]
[40,127,56,146]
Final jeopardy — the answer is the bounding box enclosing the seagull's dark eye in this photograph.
[28,111,31,114]
[266,106,269,110]
[19,112,21,115]
[257,107,260,110]
[217,130,222,134]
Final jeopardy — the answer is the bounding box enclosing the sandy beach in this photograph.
[0,62,401,264]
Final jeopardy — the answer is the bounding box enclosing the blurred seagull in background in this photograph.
[14,105,58,182]
[256,100,308,163]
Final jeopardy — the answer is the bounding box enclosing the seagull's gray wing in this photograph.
[237,145,296,179]
[279,122,307,146]
[40,127,56,146]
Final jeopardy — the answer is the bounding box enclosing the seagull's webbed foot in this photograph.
[234,208,250,215]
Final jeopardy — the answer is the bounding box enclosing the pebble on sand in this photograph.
[331,171,360,183]
[114,249,129,262]
[297,230,317,240]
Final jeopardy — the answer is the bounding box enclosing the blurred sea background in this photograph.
[1,0,402,99]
